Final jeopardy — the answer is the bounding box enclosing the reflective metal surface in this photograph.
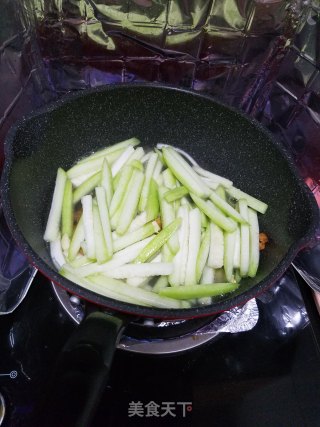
[0,205,37,315]
[51,282,85,324]
[51,281,260,354]
[0,393,5,426]
[117,299,259,354]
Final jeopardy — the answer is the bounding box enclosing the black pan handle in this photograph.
[38,311,128,427]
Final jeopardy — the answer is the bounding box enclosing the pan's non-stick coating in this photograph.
[2,84,318,318]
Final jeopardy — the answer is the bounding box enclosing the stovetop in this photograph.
[0,269,319,426]
[0,2,319,424]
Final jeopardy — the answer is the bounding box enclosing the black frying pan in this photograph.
[1,83,318,317]
[1,84,318,425]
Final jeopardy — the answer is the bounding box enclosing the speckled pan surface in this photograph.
[1,84,318,319]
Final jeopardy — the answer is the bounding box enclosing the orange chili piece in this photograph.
[259,232,269,251]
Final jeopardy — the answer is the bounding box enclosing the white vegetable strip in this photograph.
[116,169,145,235]
[73,171,101,204]
[95,187,113,260]
[196,226,211,283]
[77,137,140,164]
[146,178,159,222]
[209,192,247,224]
[110,208,120,231]
[81,195,96,260]
[151,253,162,263]
[44,168,67,242]
[102,149,128,166]
[216,185,226,200]
[130,160,144,171]
[152,159,163,181]
[185,208,202,285]
[88,273,184,309]
[201,266,215,284]
[198,268,214,304]
[155,148,164,163]
[207,223,224,269]
[134,218,181,263]
[141,152,152,163]
[61,234,70,253]
[60,266,151,306]
[154,173,164,187]
[126,146,145,164]
[168,206,188,286]
[180,196,192,208]
[101,159,113,208]
[200,210,208,228]
[47,139,268,309]
[178,206,190,285]
[156,144,199,166]
[128,212,148,232]
[158,186,179,254]
[193,165,233,188]
[162,168,176,189]
[50,238,66,270]
[162,147,210,198]
[80,241,87,255]
[162,244,174,262]
[75,236,154,277]
[109,164,134,216]
[199,177,219,190]
[127,277,149,287]
[239,199,250,277]
[112,169,121,189]
[68,216,85,261]
[103,263,173,279]
[191,194,237,232]
[227,187,268,214]
[67,156,109,180]
[139,152,158,212]
[111,145,135,177]
[224,230,237,282]
[248,207,260,277]
[198,296,212,305]
[153,276,169,293]
[71,171,97,188]
[69,255,92,268]
[62,179,73,238]
[92,204,109,264]
[164,186,188,203]
[113,221,160,252]
[233,226,241,269]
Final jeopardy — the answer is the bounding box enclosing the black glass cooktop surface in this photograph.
[0,269,319,427]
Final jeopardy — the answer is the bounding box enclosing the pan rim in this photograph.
[1,82,319,319]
